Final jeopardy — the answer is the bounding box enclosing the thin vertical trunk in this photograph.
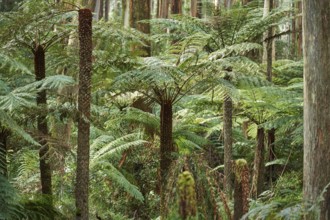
[263,0,276,187]
[267,128,275,184]
[122,0,130,27]
[296,0,302,58]
[99,0,104,19]
[160,101,174,218]
[105,0,109,21]
[223,96,233,195]
[291,0,296,57]
[34,45,52,197]
[159,0,169,18]
[75,9,92,220]
[252,127,265,198]
[303,0,330,219]
[171,0,182,14]
[0,128,10,178]
[191,0,197,17]
[129,0,151,56]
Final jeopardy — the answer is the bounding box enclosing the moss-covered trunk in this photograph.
[75,8,92,220]
[34,45,52,196]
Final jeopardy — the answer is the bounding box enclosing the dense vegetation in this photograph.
[0,0,328,219]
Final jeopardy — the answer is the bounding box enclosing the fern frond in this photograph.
[0,111,39,146]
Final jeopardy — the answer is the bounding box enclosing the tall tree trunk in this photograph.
[251,127,265,198]
[171,0,182,15]
[296,0,302,58]
[122,0,130,27]
[159,0,169,18]
[34,45,53,197]
[99,0,104,20]
[75,9,92,220]
[191,0,201,17]
[160,101,174,218]
[303,0,330,219]
[129,0,151,55]
[223,96,233,195]
[104,0,109,21]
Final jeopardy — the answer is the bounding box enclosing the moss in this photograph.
[178,171,197,219]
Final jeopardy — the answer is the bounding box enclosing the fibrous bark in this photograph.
[160,101,175,217]
[75,8,92,220]
[251,127,265,198]
[34,45,52,196]
[234,159,249,220]
[303,0,330,219]
[223,96,233,195]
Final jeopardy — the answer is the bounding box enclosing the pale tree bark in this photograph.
[75,8,92,220]
[191,0,201,18]
[122,0,130,27]
[159,0,169,18]
[303,0,330,219]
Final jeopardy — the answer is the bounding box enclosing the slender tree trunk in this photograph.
[252,127,265,198]
[122,0,130,27]
[34,45,53,197]
[191,0,198,17]
[99,0,104,20]
[303,1,330,219]
[267,128,275,184]
[160,101,174,218]
[223,96,233,195]
[171,0,182,14]
[104,0,109,21]
[129,0,151,55]
[75,9,92,220]
[291,0,296,57]
[159,0,169,18]
[296,1,302,58]
[0,128,10,178]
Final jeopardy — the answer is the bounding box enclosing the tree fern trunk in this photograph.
[223,96,233,195]
[252,127,265,198]
[160,101,174,218]
[76,9,92,220]
[34,45,53,197]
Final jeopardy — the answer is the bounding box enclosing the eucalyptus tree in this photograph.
[303,0,330,219]
[0,0,72,198]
